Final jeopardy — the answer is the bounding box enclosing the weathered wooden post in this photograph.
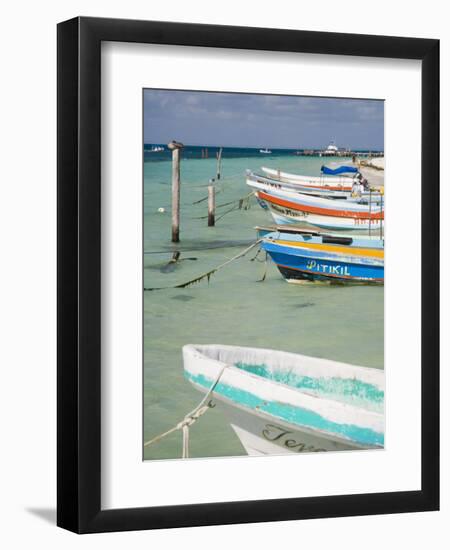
[216,147,223,180]
[208,185,215,227]
[168,140,184,242]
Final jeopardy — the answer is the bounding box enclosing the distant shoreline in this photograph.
[143,143,384,154]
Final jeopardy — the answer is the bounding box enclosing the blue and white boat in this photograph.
[261,230,384,283]
[183,344,384,455]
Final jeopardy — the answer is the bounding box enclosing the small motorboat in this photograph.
[246,170,377,199]
[261,230,384,284]
[254,185,384,232]
[259,148,272,154]
[183,344,384,456]
[261,165,357,188]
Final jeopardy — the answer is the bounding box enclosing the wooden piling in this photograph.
[216,147,223,180]
[208,185,215,227]
[168,140,184,242]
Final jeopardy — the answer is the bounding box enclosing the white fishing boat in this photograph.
[259,148,272,154]
[261,203,384,231]
[183,344,384,456]
[149,145,164,152]
[246,170,372,199]
[261,166,358,188]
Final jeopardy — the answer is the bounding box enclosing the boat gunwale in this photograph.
[262,240,384,267]
[261,166,358,186]
[257,190,384,218]
[247,173,354,193]
[265,230,385,250]
[183,344,385,422]
[265,205,385,231]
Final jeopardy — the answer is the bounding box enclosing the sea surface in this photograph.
[143,146,384,460]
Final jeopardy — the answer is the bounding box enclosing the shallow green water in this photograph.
[143,154,384,460]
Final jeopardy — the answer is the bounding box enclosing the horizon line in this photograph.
[143,143,384,152]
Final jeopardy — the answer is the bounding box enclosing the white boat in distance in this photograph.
[183,344,384,456]
[321,141,339,156]
[259,148,272,154]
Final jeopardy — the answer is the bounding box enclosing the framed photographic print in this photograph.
[57,17,439,533]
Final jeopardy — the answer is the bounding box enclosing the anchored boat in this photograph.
[183,344,384,455]
[261,165,359,189]
[247,170,377,199]
[261,230,384,283]
[255,186,384,231]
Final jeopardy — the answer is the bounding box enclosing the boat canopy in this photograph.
[321,165,359,175]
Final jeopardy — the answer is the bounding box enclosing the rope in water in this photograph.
[143,363,229,458]
[144,239,262,291]
[192,192,253,219]
[143,240,253,255]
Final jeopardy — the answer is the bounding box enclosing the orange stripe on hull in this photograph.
[274,240,384,259]
[258,191,384,220]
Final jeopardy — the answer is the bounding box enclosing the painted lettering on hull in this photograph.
[305,260,351,276]
[262,423,326,452]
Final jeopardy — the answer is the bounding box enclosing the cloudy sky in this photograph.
[144,89,384,150]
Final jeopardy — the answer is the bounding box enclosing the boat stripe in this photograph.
[276,262,384,282]
[258,191,384,220]
[254,178,353,191]
[273,240,384,259]
[186,372,384,446]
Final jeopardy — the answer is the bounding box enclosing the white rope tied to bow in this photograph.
[144,364,228,458]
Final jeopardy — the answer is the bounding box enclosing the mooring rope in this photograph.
[189,172,242,193]
[258,252,269,282]
[192,192,254,221]
[191,188,223,205]
[215,191,253,209]
[144,240,253,255]
[143,363,229,458]
[144,239,262,291]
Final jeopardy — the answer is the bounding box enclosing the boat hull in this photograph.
[263,200,384,231]
[261,234,384,283]
[183,344,384,456]
[247,174,353,198]
[261,166,355,188]
[210,392,362,455]
[257,189,383,216]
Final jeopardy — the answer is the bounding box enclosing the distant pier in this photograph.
[295,149,384,158]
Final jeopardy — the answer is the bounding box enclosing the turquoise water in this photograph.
[143,151,384,460]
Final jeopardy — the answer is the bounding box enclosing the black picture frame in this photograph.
[57,16,439,533]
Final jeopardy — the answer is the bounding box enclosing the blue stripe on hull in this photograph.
[263,241,383,266]
[262,244,384,283]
